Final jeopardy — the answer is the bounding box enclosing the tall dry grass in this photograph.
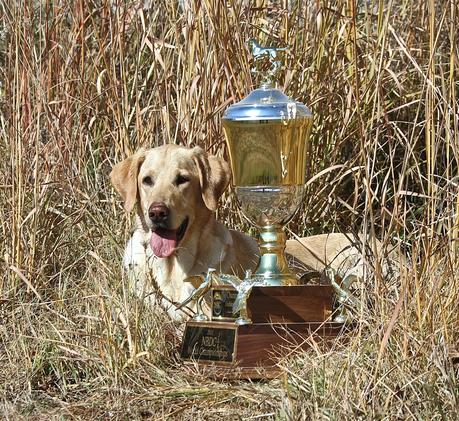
[0,0,458,419]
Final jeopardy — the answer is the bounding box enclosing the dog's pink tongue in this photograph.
[150,229,178,258]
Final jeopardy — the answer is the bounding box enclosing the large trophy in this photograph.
[222,41,312,287]
[180,41,345,377]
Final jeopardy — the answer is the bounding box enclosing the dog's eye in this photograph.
[175,174,189,186]
[142,176,154,186]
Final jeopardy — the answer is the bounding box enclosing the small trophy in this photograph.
[180,41,346,377]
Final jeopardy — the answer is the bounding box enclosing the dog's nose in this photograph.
[148,202,169,223]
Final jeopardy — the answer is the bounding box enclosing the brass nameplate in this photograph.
[181,322,237,363]
[211,286,239,321]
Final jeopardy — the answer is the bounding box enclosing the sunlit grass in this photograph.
[0,0,457,418]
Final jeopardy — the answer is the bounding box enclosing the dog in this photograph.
[110,145,260,317]
[111,145,397,319]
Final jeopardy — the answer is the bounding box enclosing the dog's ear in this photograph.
[193,147,231,211]
[110,148,146,213]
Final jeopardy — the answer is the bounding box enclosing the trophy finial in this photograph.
[248,39,289,87]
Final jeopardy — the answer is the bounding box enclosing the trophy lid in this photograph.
[223,39,312,122]
[222,85,312,121]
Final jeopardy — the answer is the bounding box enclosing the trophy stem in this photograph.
[255,225,299,286]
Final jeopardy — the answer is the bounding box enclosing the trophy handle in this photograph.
[233,270,253,325]
[177,270,215,309]
[328,268,360,323]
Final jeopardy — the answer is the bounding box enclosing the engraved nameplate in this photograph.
[181,322,237,363]
[211,286,239,321]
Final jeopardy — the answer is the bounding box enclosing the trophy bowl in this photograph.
[222,62,312,286]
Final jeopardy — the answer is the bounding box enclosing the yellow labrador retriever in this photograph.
[111,145,393,319]
[111,145,259,316]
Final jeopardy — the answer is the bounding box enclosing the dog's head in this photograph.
[110,145,231,258]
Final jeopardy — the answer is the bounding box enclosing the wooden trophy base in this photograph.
[180,285,349,379]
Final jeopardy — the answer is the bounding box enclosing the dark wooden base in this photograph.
[247,285,334,323]
[237,321,346,366]
[180,285,347,379]
[181,320,349,377]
